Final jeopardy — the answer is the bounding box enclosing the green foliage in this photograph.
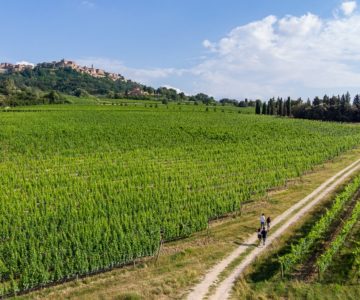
[316,202,360,276]
[262,102,267,115]
[290,93,360,122]
[188,93,216,105]
[0,66,142,99]
[353,243,360,281]
[0,67,217,105]
[43,90,68,104]
[255,100,262,115]
[0,259,9,281]
[73,88,90,98]
[0,108,360,294]
[279,176,360,275]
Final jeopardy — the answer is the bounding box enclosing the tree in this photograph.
[323,94,330,106]
[220,98,239,106]
[345,91,351,103]
[266,99,271,114]
[191,93,215,105]
[44,90,65,104]
[339,93,352,121]
[353,94,360,122]
[2,78,17,95]
[0,94,6,107]
[179,92,186,100]
[286,97,292,116]
[277,98,283,116]
[313,96,321,106]
[354,94,360,109]
[255,100,262,114]
[74,88,89,98]
[262,102,267,115]
[268,98,276,115]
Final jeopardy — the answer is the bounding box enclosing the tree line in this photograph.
[255,92,360,122]
[219,98,257,107]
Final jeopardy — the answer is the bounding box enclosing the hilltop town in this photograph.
[0,59,126,82]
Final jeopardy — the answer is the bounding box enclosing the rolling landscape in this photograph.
[1,1,360,299]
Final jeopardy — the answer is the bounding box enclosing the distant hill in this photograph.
[0,60,150,105]
[0,59,216,106]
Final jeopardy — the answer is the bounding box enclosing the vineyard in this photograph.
[279,176,360,275]
[233,170,360,299]
[316,201,360,276]
[1,105,360,294]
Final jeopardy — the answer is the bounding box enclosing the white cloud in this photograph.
[16,61,34,67]
[77,2,360,99]
[188,5,360,99]
[81,1,95,9]
[162,85,184,94]
[341,1,357,16]
[202,39,216,52]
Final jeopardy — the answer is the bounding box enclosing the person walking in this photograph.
[260,213,266,229]
[257,228,262,247]
[261,227,267,245]
[266,216,271,231]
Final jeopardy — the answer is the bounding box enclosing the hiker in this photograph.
[261,227,267,245]
[257,228,262,246]
[260,213,266,229]
[266,216,271,231]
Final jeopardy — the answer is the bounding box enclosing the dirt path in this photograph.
[187,158,360,300]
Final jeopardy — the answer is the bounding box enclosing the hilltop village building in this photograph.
[0,62,33,73]
[0,59,126,82]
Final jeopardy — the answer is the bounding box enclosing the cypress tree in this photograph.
[323,94,330,106]
[277,98,283,116]
[353,94,360,121]
[286,97,291,116]
[262,102,267,115]
[267,98,273,115]
[353,94,360,109]
[345,91,351,104]
[270,98,276,115]
[255,100,261,114]
[313,96,321,106]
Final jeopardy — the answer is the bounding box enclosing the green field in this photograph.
[1,105,360,295]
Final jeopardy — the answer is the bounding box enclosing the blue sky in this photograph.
[1,0,359,99]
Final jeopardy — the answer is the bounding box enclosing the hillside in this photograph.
[0,60,216,106]
[0,60,150,106]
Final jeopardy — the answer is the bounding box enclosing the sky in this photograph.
[1,0,360,99]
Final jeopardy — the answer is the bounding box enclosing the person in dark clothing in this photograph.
[257,228,262,246]
[266,216,271,231]
[261,227,267,245]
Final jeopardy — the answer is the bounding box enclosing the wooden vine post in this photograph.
[239,201,243,217]
[206,220,211,241]
[155,229,164,265]
[278,255,284,279]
